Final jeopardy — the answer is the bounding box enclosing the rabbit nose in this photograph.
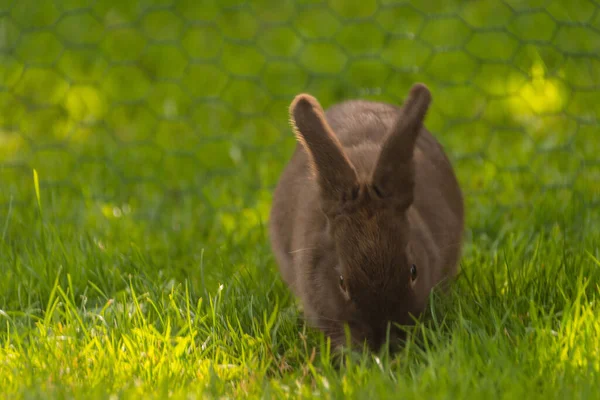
[367,327,387,351]
[369,326,405,352]
[368,335,384,351]
[363,326,380,350]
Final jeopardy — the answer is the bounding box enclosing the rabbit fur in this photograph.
[269,83,465,351]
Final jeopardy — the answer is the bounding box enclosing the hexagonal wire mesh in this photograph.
[0,0,599,241]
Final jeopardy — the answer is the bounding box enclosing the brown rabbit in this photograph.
[269,83,464,352]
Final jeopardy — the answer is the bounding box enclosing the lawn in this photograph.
[1,0,600,399]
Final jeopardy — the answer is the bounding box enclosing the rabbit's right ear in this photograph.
[290,94,359,207]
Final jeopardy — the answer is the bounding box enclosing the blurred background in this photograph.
[1,0,599,254]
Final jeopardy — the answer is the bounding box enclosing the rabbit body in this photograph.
[269,84,464,351]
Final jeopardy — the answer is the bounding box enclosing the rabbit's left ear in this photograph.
[290,94,359,206]
[371,83,431,210]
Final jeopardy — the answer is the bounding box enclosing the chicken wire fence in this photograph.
[1,0,599,238]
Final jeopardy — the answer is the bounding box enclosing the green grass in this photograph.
[2,0,600,398]
[1,173,599,399]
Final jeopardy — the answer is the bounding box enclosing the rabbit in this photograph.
[269,83,465,352]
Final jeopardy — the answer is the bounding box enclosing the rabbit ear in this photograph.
[290,94,359,204]
[371,83,432,209]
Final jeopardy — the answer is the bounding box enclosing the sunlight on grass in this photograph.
[509,61,568,121]
[0,221,598,398]
[0,271,300,398]
[549,269,600,374]
[64,85,107,125]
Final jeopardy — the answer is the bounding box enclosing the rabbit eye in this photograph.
[410,264,417,281]
[339,275,347,292]
[339,275,351,300]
